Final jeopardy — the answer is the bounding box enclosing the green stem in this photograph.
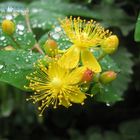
[9,35,21,49]
[97,52,107,61]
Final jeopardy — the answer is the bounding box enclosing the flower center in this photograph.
[51,77,62,89]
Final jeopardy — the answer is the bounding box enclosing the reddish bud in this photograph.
[81,69,93,83]
[100,71,117,84]
[43,39,58,57]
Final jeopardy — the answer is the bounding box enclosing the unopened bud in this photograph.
[81,69,93,83]
[43,39,58,57]
[2,20,15,35]
[101,35,119,54]
[100,71,117,84]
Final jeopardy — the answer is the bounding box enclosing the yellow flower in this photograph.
[58,17,112,72]
[26,61,87,116]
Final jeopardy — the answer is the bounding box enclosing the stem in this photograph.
[32,43,44,54]
[24,9,32,33]
[24,9,44,55]
[10,36,20,49]
[97,52,107,61]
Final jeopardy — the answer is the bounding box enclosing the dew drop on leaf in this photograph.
[5,14,13,20]
[106,102,111,106]
[18,31,24,35]
[0,36,5,41]
[17,24,25,31]
[0,65,4,69]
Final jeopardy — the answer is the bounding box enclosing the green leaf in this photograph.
[0,50,43,90]
[100,55,120,72]
[111,47,133,96]
[29,10,65,30]
[92,4,135,36]
[134,12,140,42]
[0,1,25,11]
[29,0,96,19]
[92,83,122,104]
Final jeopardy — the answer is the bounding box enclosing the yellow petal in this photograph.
[81,49,101,73]
[58,45,80,69]
[69,87,87,103]
[67,66,86,84]
[61,98,70,108]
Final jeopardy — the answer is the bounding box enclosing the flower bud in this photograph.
[100,71,117,84]
[2,20,15,35]
[101,35,119,54]
[81,69,93,83]
[43,38,58,57]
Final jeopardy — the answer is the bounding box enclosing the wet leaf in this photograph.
[0,50,43,90]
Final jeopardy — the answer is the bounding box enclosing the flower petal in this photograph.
[67,66,86,84]
[69,87,87,103]
[58,45,80,69]
[60,98,70,108]
[81,49,101,73]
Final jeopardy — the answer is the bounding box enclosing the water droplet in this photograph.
[55,26,61,32]
[105,88,109,92]
[0,36,5,41]
[5,14,13,20]
[52,33,60,40]
[15,71,19,74]
[3,71,6,73]
[18,31,24,35]
[17,24,25,31]
[106,103,110,106]
[17,38,22,41]
[0,65,4,69]
[108,65,111,69]
[25,59,29,62]
[11,69,15,72]
[16,57,19,60]
[27,41,31,45]
[38,24,42,28]
[7,7,13,12]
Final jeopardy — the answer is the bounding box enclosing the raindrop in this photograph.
[106,103,111,106]
[52,33,60,40]
[27,41,31,45]
[0,36,5,41]
[55,26,61,32]
[15,71,19,74]
[18,31,24,35]
[17,38,22,41]
[7,7,13,12]
[28,55,32,59]
[108,65,111,69]
[38,24,42,28]
[105,88,109,92]
[25,59,29,62]
[11,69,15,72]
[16,57,19,60]
[5,14,13,20]
[0,65,4,69]
[17,24,25,31]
